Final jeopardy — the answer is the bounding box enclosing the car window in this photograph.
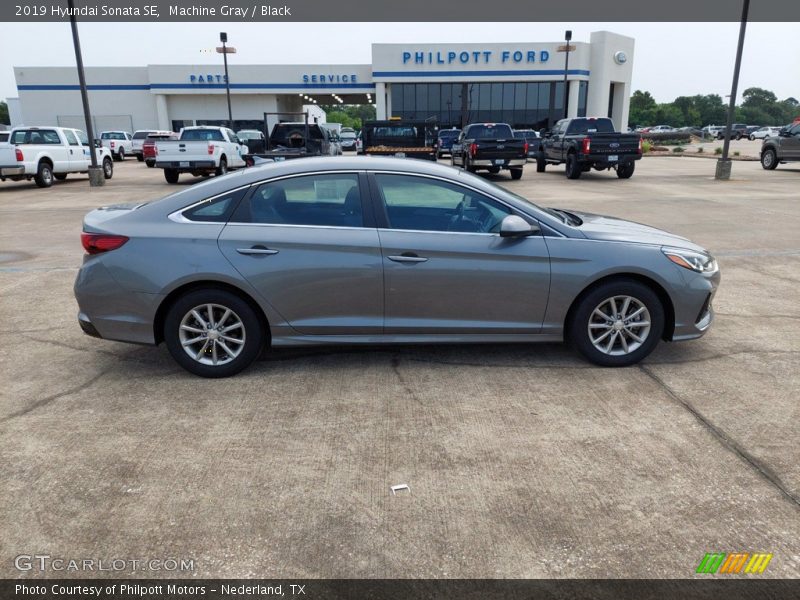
[566,119,615,134]
[63,130,80,146]
[101,132,126,140]
[181,129,225,142]
[12,129,62,144]
[75,130,89,145]
[374,174,512,234]
[132,131,152,140]
[466,124,513,139]
[182,188,247,222]
[242,174,363,228]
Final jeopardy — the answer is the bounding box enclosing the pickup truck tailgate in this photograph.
[0,144,19,167]
[155,140,211,160]
[585,133,641,156]
[474,139,526,160]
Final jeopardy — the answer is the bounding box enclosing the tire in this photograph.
[102,157,113,179]
[749,135,755,141]
[488,166,500,174]
[569,279,665,367]
[536,155,546,173]
[136,154,144,162]
[616,162,636,179]
[164,168,180,184]
[215,156,228,177]
[450,154,457,167]
[34,161,53,188]
[509,167,523,180]
[145,160,155,168]
[565,153,582,179]
[735,132,742,141]
[118,148,125,161]
[54,173,68,181]
[761,148,778,170]
[163,289,264,378]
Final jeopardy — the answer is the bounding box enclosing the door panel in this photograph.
[217,172,383,335]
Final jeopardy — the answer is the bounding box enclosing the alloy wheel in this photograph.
[588,295,651,356]
[179,303,246,366]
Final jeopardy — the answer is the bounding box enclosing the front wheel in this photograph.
[536,155,546,173]
[164,169,180,183]
[565,153,582,179]
[569,280,664,367]
[749,135,755,141]
[509,167,523,180]
[761,148,778,170]
[488,166,500,174]
[616,162,636,179]
[136,154,144,162]
[102,157,113,179]
[164,289,264,378]
[215,157,228,177]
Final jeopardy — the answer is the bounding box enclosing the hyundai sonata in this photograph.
[74,157,719,377]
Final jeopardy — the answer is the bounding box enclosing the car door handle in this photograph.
[388,253,428,263]
[236,246,279,256]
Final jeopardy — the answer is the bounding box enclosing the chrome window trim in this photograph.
[168,183,253,224]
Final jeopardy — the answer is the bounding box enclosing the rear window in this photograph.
[566,119,615,135]
[341,132,356,139]
[466,124,513,139]
[101,132,126,140]
[180,129,225,142]
[438,130,460,139]
[132,131,154,140]
[270,125,325,143]
[11,129,61,145]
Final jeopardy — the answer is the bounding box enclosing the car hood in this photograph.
[567,210,708,253]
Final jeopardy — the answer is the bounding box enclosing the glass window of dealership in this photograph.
[9,31,634,133]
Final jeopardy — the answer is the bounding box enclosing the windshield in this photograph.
[341,132,356,139]
[438,130,460,139]
[180,129,225,141]
[566,119,615,134]
[466,124,513,139]
[237,131,262,140]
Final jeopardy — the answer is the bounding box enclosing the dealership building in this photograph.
[9,31,634,133]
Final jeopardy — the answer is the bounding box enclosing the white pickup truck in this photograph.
[99,130,133,161]
[0,126,114,188]
[155,126,246,184]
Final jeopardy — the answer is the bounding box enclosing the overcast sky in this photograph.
[1,22,798,103]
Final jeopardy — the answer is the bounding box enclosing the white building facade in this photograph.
[11,31,634,132]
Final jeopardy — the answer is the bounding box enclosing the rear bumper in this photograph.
[472,158,526,167]
[0,166,25,176]
[156,160,216,170]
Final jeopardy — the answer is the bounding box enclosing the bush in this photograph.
[642,140,652,153]
[714,147,723,155]
[697,147,704,153]
[672,146,684,153]
[733,151,740,157]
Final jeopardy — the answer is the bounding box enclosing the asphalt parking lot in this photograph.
[1,156,798,578]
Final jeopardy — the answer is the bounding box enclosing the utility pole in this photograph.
[715,0,750,180]
[67,0,103,186]
[562,30,572,119]
[217,32,235,128]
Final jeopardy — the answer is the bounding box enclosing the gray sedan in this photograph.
[74,157,720,377]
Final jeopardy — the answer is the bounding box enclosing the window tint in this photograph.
[566,118,615,134]
[180,129,225,141]
[466,124,514,139]
[183,188,246,222]
[132,131,153,140]
[375,174,512,234]
[101,132,126,140]
[11,129,62,144]
[63,130,79,146]
[244,174,363,228]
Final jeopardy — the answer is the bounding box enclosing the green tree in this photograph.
[319,104,376,130]
[0,101,9,126]
[629,90,656,126]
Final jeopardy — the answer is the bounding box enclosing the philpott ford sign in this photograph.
[401,50,551,65]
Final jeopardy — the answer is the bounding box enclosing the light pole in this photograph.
[67,0,103,186]
[217,32,234,129]
[716,0,750,180]
[563,30,572,119]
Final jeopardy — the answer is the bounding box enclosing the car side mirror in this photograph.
[500,215,539,238]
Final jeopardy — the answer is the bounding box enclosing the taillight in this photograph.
[208,144,215,155]
[523,142,529,154]
[15,147,23,161]
[154,145,158,156]
[637,138,643,154]
[81,232,129,255]
[470,143,478,157]
[581,137,591,154]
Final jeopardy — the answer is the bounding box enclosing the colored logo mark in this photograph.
[696,552,773,574]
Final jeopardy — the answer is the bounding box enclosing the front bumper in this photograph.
[472,158,526,167]
[670,268,721,342]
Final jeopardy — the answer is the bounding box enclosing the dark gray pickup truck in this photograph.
[538,117,642,179]
[451,123,527,179]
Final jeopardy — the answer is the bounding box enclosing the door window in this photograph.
[63,130,80,146]
[374,174,512,234]
[75,130,89,145]
[238,174,363,228]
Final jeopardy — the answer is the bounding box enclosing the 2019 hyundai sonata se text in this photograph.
[74,156,720,377]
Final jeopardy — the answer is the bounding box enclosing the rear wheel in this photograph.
[136,154,144,162]
[536,155,546,173]
[509,167,523,180]
[164,169,180,183]
[616,162,636,179]
[164,289,264,378]
[34,161,53,188]
[215,157,228,176]
[761,148,778,170]
[749,134,755,141]
[565,153,582,179]
[102,157,113,179]
[145,159,155,168]
[118,148,125,161]
[488,166,500,174]
[569,279,664,367]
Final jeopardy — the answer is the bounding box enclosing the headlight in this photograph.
[662,247,718,273]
